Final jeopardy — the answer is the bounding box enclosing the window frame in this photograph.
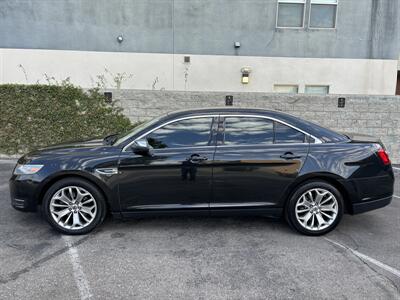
[273,84,299,94]
[123,114,323,152]
[308,0,338,30]
[276,0,307,29]
[304,84,330,94]
[218,115,321,147]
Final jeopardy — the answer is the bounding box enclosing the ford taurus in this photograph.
[10,108,394,235]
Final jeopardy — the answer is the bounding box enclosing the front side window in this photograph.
[146,117,214,149]
[223,117,274,145]
[277,0,306,28]
[310,0,338,28]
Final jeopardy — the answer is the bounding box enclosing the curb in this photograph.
[0,154,20,163]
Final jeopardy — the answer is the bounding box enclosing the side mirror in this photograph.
[131,139,150,156]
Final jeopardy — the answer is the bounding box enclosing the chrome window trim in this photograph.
[122,113,322,152]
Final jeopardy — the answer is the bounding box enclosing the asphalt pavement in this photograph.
[0,160,399,299]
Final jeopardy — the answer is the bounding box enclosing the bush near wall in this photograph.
[0,84,132,154]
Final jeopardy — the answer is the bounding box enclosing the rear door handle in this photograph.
[188,154,208,163]
[280,152,302,160]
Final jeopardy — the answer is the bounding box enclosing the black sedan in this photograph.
[10,108,394,235]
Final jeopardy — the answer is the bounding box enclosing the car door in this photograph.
[118,116,217,215]
[211,115,310,213]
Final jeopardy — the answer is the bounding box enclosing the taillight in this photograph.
[377,148,391,166]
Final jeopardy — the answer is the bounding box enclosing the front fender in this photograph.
[36,169,121,213]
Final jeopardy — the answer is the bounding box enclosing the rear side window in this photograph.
[223,117,274,145]
[274,122,306,143]
[146,117,214,149]
[222,117,306,145]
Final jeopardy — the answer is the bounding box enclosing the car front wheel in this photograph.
[42,178,106,235]
[286,181,344,236]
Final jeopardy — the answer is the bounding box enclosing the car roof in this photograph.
[163,107,348,143]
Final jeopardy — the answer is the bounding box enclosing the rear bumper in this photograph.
[351,195,392,214]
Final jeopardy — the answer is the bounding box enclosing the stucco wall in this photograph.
[1,48,397,95]
[109,89,400,163]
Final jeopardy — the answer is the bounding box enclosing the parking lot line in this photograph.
[392,167,400,171]
[394,195,400,199]
[63,236,92,300]
[325,238,400,279]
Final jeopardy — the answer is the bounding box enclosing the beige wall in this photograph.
[0,48,397,95]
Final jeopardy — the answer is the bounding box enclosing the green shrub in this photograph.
[0,84,132,154]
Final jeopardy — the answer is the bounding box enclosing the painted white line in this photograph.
[393,195,400,199]
[63,236,92,300]
[392,167,400,171]
[325,237,400,279]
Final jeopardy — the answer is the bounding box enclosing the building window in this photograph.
[305,85,330,94]
[276,0,306,28]
[309,0,338,28]
[274,84,299,93]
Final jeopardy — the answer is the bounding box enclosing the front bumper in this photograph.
[9,176,40,212]
[351,195,392,214]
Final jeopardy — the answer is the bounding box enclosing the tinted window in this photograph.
[274,122,305,143]
[223,117,274,145]
[146,117,213,149]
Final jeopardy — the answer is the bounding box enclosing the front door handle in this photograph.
[280,152,302,160]
[188,154,208,163]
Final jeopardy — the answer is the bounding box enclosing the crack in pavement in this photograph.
[0,232,98,285]
[324,237,400,294]
[335,228,360,250]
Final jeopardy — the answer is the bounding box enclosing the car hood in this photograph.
[39,138,104,150]
[19,138,115,163]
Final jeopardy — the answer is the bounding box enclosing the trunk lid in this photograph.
[341,132,383,146]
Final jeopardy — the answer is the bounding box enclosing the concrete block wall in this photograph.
[109,89,400,163]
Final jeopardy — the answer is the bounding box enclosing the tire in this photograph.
[285,180,344,236]
[42,177,107,235]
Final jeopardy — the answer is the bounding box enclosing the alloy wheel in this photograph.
[295,188,338,231]
[49,186,97,230]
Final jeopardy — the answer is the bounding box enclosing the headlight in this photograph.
[14,164,44,175]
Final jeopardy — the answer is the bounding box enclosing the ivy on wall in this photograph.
[0,84,132,154]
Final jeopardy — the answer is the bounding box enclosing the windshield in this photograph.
[113,115,165,146]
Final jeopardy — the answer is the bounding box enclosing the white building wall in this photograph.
[0,48,397,95]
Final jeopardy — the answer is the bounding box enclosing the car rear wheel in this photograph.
[42,178,106,235]
[286,181,344,236]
